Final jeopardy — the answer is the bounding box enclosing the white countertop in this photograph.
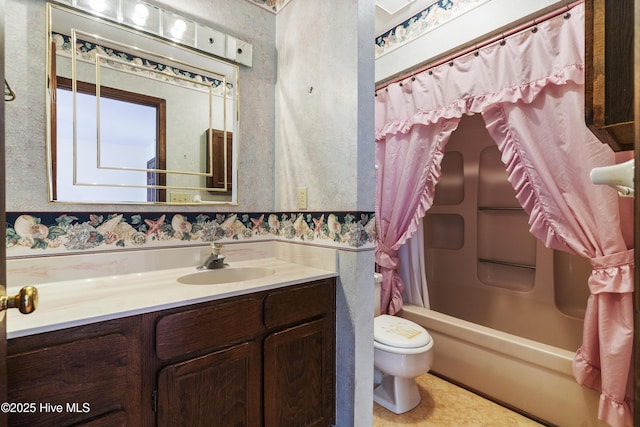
[6,242,338,339]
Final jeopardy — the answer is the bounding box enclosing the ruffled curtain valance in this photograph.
[375,3,584,140]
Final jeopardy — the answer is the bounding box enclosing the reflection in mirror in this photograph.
[54,76,167,202]
[47,3,239,205]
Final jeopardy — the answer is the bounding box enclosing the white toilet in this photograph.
[373,273,434,414]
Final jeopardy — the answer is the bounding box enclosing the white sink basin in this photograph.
[177,267,276,285]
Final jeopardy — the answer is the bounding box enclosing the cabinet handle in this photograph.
[0,286,39,314]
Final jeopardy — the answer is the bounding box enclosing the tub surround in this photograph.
[6,241,338,339]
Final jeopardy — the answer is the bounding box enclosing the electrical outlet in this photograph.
[297,187,308,210]
[170,192,191,203]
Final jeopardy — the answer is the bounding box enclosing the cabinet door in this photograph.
[264,319,334,427]
[157,341,260,427]
[7,317,142,427]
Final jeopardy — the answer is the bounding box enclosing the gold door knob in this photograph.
[0,286,39,314]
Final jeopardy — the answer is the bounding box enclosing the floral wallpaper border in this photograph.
[53,32,233,96]
[6,211,376,257]
[245,0,293,13]
[245,0,490,56]
[375,0,490,58]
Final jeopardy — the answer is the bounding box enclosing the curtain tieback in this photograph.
[375,239,399,270]
[587,249,634,294]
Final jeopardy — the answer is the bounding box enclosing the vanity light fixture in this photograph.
[52,0,253,67]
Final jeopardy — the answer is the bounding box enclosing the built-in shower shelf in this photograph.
[477,257,536,291]
[478,206,524,211]
[478,258,536,270]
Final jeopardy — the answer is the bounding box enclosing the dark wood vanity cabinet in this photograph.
[584,0,635,151]
[153,278,336,427]
[7,278,336,427]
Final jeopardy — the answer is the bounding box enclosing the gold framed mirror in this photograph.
[46,2,239,205]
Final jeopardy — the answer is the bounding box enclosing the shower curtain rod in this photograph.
[375,0,584,91]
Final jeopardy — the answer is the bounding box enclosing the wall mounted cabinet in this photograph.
[584,0,635,151]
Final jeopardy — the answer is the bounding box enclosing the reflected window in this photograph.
[52,77,167,202]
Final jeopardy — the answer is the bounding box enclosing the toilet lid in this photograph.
[374,315,431,349]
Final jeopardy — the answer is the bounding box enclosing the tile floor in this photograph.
[373,373,545,426]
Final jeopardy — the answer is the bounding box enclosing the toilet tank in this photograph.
[374,272,383,317]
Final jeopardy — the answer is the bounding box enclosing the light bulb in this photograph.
[132,3,149,26]
[171,19,187,39]
[89,0,106,12]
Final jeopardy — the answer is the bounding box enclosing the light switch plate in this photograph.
[297,187,308,210]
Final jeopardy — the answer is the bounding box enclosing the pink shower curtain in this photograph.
[375,119,458,315]
[374,3,633,426]
[482,84,633,427]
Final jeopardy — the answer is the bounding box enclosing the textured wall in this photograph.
[275,0,376,424]
[274,0,375,213]
[4,0,276,212]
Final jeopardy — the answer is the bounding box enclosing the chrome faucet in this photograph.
[198,243,226,270]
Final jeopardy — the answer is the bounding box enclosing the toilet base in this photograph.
[373,373,421,414]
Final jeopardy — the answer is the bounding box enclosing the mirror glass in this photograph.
[47,3,239,204]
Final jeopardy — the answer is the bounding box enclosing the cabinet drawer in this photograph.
[156,297,261,360]
[264,279,334,330]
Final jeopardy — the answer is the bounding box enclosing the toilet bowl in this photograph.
[373,273,434,414]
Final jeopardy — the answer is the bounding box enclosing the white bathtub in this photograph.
[400,305,607,427]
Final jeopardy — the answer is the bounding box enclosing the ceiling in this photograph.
[375,0,438,36]
[247,0,454,36]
